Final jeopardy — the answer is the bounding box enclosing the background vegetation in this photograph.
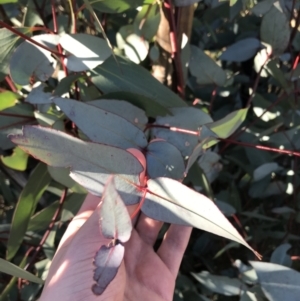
[0,0,300,300]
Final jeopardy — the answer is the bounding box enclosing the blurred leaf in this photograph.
[0,258,43,284]
[1,146,29,171]
[191,271,246,295]
[10,126,144,205]
[116,25,149,64]
[270,243,292,267]
[207,108,248,138]
[91,56,186,109]
[250,261,300,301]
[91,0,144,13]
[252,162,279,182]
[134,2,161,40]
[7,163,51,260]
[189,45,226,86]
[59,34,112,72]
[220,38,262,62]
[266,59,290,90]
[260,5,290,55]
[0,91,20,110]
[143,177,259,255]
[54,97,147,149]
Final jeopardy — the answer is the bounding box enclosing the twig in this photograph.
[25,188,68,271]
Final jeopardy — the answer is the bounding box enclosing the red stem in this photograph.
[25,188,68,271]
[0,21,66,58]
[5,76,17,92]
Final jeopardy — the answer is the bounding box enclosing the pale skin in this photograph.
[39,193,192,301]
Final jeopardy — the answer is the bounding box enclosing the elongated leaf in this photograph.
[9,34,59,85]
[7,163,51,260]
[189,45,227,86]
[0,258,43,284]
[92,244,124,295]
[100,177,132,242]
[207,108,248,138]
[100,92,170,117]
[91,56,185,109]
[143,178,258,255]
[146,139,185,180]
[260,5,290,55]
[10,126,144,204]
[152,107,213,156]
[253,162,279,182]
[54,97,147,149]
[59,34,112,71]
[250,261,300,301]
[88,99,147,129]
[220,38,262,62]
[191,271,246,296]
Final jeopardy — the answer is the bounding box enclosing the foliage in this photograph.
[0,0,299,300]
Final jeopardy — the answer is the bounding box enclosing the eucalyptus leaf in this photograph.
[10,126,144,205]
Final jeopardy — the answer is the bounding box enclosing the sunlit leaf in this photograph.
[91,0,144,13]
[143,177,259,255]
[100,177,132,242]
[250,261,300,301]
[1,146,29,171]
[10,126,144,204]
[59,34,112,71]
[0,91,20,110]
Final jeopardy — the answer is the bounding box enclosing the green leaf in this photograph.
[189,45,227,86]
[54,74,87,97]
[0,91,20,110]
[117,25,149,64]
[59,34,112,72]
[0,27,31,74]
[250,261,300,301]
[207,108,248,138]
[260,5,290,55]
[152,107,213,156]
[6,163,51,260]
[99,92,170,117]
[265,58,290,90]
[133,2,161,40]
[1,146,29,171]
[10,126,144,205]
[90,0,144,13]
[146,139,185,180]
[53,97,148,149]
[0,258,43,284]
[91,56,186,109]
[143,177,259,255]
[9,34,59,85]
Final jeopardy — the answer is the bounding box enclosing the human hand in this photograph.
[40,193,192,301]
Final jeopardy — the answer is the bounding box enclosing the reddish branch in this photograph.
[25,188,68,271]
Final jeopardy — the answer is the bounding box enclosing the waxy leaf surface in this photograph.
[92,244,124,295]
[100,177,132,242]
[10,126,144,204]
[54,97,147,149]
[143,178,257,254]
